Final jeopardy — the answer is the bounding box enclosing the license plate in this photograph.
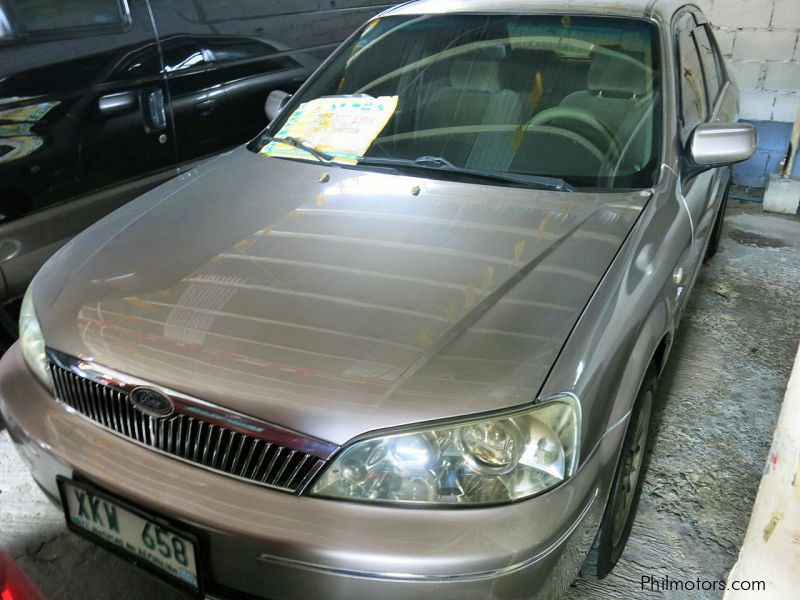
[58,478,201,595]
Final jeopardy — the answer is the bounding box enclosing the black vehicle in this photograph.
[0,0,392,340]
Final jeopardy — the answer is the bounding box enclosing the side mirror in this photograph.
[265,90,292,122]
[688,123,757,166]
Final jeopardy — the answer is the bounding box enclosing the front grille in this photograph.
[48,363,323,492]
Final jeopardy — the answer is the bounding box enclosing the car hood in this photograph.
[35,148,649,445]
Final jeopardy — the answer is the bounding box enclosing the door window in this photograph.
[677,22,708,144]
[110,37,206,81]
[694,26,724,107]
[162,39,207,73]
[205,37,300,70]
[9,0,126,33]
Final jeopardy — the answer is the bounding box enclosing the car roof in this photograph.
[381,0,703,21]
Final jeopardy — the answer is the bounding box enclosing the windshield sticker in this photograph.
[261,95,399,165]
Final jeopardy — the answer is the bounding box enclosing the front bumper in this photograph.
[1,343,625,599]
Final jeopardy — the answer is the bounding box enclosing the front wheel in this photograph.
[582,369,656,579]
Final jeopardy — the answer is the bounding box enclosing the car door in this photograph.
[0,0,172,326]
[673,10,726,302]
[77,37,177,198]
[156,36,233,164]
[203,36,310,148]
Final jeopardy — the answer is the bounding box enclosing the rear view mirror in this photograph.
[265,90,292,122]
[688,123,757,166]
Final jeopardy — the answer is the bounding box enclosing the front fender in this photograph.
[540,175,690,461]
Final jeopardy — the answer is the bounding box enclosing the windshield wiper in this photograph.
[258,135,333,163]
[356,156,575,192]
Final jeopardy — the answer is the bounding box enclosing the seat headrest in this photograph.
[587,52,649,97]
[449,60,501,92]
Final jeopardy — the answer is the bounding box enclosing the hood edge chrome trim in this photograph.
[46,348,339,460]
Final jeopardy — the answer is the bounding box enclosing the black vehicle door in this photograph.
[78,36,177,197]
[0,0,172,312]
[202,36,309,149]
[157,36,231,163]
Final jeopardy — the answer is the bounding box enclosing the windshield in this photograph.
[261,14,662,191]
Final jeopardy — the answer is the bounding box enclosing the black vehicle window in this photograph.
[694,25,723,107]
[11,0,125,32]
[677,25,708,144]
[113,39,205,82]
[205,37,299,70]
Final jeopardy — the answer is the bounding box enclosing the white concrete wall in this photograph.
[724,344,800,598]
[707,0,800,122]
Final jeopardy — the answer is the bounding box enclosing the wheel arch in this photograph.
[608,297,674,425]
[581,305,672,579]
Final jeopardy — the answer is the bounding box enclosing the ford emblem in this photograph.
[129,387,174,418]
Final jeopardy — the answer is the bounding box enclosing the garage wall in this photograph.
[706,0,800,186]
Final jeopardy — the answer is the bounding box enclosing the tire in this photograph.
[705,182,730,261]
[582,368,657,579]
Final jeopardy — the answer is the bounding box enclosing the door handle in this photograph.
[0,239,20,262]
[142,88,167,132]
[98,91,137,115]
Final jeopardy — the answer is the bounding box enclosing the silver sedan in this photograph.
[0,0,755,598]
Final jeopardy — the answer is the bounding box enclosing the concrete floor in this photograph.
[1,201,798,600]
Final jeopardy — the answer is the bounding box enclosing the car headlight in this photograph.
[19,286,52,392]
[310,395,580,506]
